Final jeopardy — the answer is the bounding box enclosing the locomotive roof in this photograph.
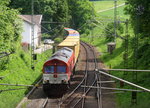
[57,28,79,47]
[64,28,80,37]
[58,41,77,46]
[48,47,73,63]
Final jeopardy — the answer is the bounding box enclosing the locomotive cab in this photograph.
[42,47,74,85]
[43,61,69,84]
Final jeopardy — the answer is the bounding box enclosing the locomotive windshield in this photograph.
[44,66,54,73]
[57,66,66,73]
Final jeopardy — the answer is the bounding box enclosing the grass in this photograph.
[0,49,52,108]
[92,0,125,13]
[98,5,129,19]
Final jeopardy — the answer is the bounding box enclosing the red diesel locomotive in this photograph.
[42,28,80,95]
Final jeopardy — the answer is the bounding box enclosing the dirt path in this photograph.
[97,3,125,13]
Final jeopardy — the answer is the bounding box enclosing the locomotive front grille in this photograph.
[43,74,69,84]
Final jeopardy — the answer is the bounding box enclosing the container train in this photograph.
[42,28,80,95]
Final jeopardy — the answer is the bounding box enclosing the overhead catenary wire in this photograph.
[29,0,64,70]
[39,24,61,35]
[41,21,68,24]
[0,83,34,87]
[31,24,61,41]
[33,26,63,66]
[92,22,125,40]
[76,19,111,40]
[0,88,27,93]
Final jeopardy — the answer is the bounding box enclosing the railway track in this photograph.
[28,41,101,108]
[17,42,115,108]
[80,42,102,108]
[59,42,102,108]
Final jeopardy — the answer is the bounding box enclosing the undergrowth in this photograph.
[0,49,52,108]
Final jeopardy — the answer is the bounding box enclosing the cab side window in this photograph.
[57,66,66,73]
[45,66,54,73]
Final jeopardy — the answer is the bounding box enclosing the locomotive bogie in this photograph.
[43,84,68,96]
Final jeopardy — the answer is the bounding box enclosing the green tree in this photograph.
[125,0,150,40]
[10,0,96,36]
[0,0,22,69]
[125,0,150,68]
[103,22,123,42]
[10,0,70,38]
[68,0,96,34]
[0,0,22,53]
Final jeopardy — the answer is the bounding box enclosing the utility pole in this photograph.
[114,0,117,42]
[132,5,144,105]
[31,0,35,70]
[91,2,94,42]
[123,19,129,76]
[120,19,129,88]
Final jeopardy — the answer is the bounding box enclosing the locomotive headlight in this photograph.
[62,79,67,84]
[44,80,49,83]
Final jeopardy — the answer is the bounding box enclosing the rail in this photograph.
[41,97,48,108]
[81,42,103,108]
[59,42,89,107]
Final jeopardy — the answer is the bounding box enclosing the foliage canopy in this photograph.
[10,0,95,37]
[125,0,150,68]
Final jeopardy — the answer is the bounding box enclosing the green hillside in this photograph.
[93,0,125,13]
[81,0,150,108]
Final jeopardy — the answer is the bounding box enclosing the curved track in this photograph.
[59,42,102,108]
[17,42,116,108]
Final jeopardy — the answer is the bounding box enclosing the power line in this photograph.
[0,83,34,87]
[41,21,68,24]
[38,24,61,34]
[0,88,27,93]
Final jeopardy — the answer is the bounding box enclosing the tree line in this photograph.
[0,0,95,68]
[1,0,150,68]
[9,0,95,39]
[125,0,150,68]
